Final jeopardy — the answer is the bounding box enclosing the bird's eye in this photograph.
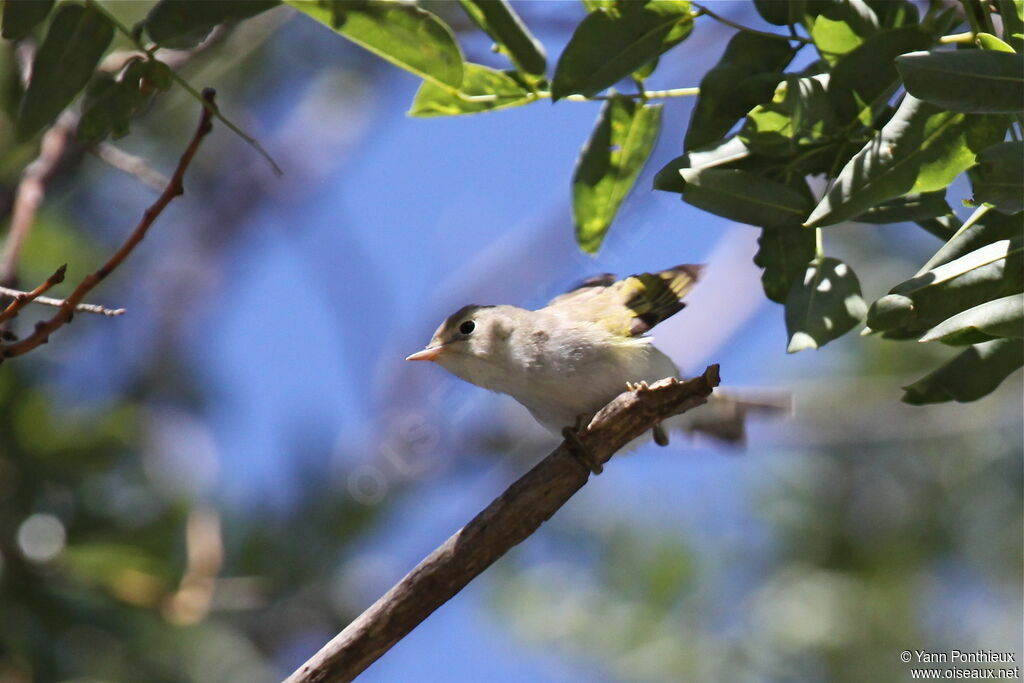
[459,320,475,335]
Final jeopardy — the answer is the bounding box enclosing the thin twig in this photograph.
[285,366,722,683]
[461,86,700,104]
[91,143,170,191]
[0,285,125,317]
[0,90,216,361]
[0,265,66,324]
[692,3,813,44]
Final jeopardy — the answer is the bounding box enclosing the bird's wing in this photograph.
[543,264,703,336]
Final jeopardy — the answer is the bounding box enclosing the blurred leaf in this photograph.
[804,0,879,64]
[786,256,867,352]
[289,0,463,89]
[459,0,546,77]
[805,96,1007,228]
[921,209,1022,271]
[868,237,1024,335]
[753,0,797,25]
[77,59,173,144]
[975,31,1015,52]
[632,56,658,81]
[144,0,279,49]
[573,97,662,253]
[685,32,793,150]
[851,191,950,224]
[16,3,113,140]
[902,338,1024,404]
[551,0,693,100]
[919,293,1024,344]
[915,213,961,240]
[680,168,812,228]
[970,141,1024,214]
[754,225,817,303]
[867,0,918,28]
[995,0,1023,52]
[1,0,55,40]
[409,63,531,117]
[896,50,1024,113]
[828,26,933,126]
[740,73,835,156]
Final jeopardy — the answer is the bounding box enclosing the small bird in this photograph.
[407,264,784,470]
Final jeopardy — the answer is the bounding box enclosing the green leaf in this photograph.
[459,0,546,77]
[408,62,531,117]
[740,73,835,156]
[866,0,918,28]
[77,59,172,144]
[16,3,114,140]
[919,293,1024,344]
[753,0,798,26]
[754,225,817,303]
[901,338,1023,404]
[976,31,1015,52]
[828,26,934,126]
[805,95,1008,228]
[851,191,951,224]
[785,256,868,352]
[654,136,761,193]
[1,0,55,40]
[970,141,1024,214]
[552,1,693,100]
[867,237,1024,335]
[685,32,793,150]
[681,168,812,228]
[915,213,961,240]
[573,98,662,254]
[289,1,464,89]
[896,50,1024,114]
[144,0,279,49]
[922,210,1022,271]
[995,0,1023,52]
[804,0,879,64]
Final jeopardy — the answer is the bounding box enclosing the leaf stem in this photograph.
[461,86,699,104]
[691,3,813,44]
[814,228,824,260]
[939,31,976,44]
[85,0,283,176]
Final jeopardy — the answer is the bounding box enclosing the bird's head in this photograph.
[406,305,518,382]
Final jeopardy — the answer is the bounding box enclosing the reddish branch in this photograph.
[286,366,721,683]
[0,264,66,324]
[0,89,217,362]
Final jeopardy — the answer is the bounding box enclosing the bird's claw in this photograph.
[625,380,650,393]
[562,415,603,475]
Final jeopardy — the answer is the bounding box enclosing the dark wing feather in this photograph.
[543,264,703,336]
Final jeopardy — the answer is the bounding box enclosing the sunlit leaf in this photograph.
[852,191,950,224]
[754,225,817,303]
[919,293,1024,345]
[970,141,1024,214]
[680,168,812,228]
[995,0,1023,52]
[552,0,693,100]
[409,63,531,117]
[901,338,1024,404]
[685,31,792,150]
[785,257,868,352]
[289,0,463,89]
[896,50,1024,114]
[1,0,55,40]
[740,73,835,156]
[654,136,756,194]
[805,95,1007,228]
[459,0,546,77]
[804,0,879,64]
[144,0,279,49]
[16,3,113,140]
[975,32,1015,52]
[573,97,662,254]
[921,210,1022,272]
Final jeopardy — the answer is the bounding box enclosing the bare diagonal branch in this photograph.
[286,366,721,683]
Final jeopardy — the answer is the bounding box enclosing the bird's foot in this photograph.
[562,414,603,475]
[625,380,651,393]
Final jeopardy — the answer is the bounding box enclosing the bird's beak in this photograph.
[406,345,446,362]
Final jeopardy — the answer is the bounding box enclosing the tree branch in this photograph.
[285,365,722,683]
[0,285,125,317]
[0,90,216,362]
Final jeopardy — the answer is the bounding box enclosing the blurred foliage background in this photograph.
[0,1,1020,682]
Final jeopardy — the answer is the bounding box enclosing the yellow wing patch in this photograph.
[543,264,703,336]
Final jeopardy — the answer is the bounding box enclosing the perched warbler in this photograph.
[407,264,784,467]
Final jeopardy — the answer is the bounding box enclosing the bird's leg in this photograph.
[652,423,669,447]
[562,414,603,475]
